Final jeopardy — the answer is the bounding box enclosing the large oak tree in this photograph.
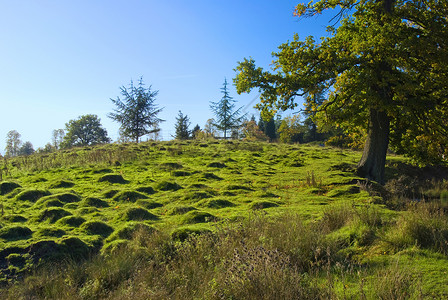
[234,0,448,184]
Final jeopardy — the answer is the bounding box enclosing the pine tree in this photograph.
[174,111,191,140]
[109,77,164,143]
[210,78,246,139]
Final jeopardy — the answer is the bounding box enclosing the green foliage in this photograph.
[0,225,32,241]
[36,208,72,223]
[81,221,114,238]
[174,110,191,140]
[61,114,110,148]
[4,130,22,158]
[278,115,305,144]
[109,77,164,143]
[16,190,51,202]
[122,207,158,221]
[210,78,246,138]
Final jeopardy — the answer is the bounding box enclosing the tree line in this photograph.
[3,77,342,158]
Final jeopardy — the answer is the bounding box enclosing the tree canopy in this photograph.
[109,78,164,143]
[62,114,110,148]
[234,0,448,184]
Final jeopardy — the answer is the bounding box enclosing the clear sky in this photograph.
[0,0,334,153]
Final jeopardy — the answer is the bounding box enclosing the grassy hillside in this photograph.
[0,140,447,299]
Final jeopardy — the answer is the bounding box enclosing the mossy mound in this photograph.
[103,189,119,199]
[81,221,114,237]
[156,181,182,191]
[36,227,66,238]
[0,182,21,195]
[123,207,158,221]
[183,191,214,201]
[135,199,163,210]
[56,216,86,227]
[59,236,92,260]
[168,206,197,215]
[53,192,82,203]
[41,199,65,208]
[226,184,253,191]
[0,226,33,241]
[202,173,223,180]
[16,189,51,202]
[328,163,356,172]
[202,199,235,209]
[101,240,129,256]
[171,227,211,242]
[91,168,113,174]
[98,174,128,184]
[250,201,280,210]
[182,211,217,224]
[159,162,183,170]
[37,208,72,223]
[136,186,156,195]
[49,180,75,189]
[189,183,210,189]
[7,253,27,268]
[77,207,100,215]
[2,215,27,223]
[81,197,109,208]
[326,185,360,197]
[207,162,227,168]
[172,170,192,177]
[254,191,280,198]
[112,190,148,202]
[108,222,156,241]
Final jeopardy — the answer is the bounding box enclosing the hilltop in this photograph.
[0,140,447,298]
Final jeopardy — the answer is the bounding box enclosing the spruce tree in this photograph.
[174,111,191,140]
[210,78,245,139]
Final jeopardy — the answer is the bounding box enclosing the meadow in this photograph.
[0,140,447,299]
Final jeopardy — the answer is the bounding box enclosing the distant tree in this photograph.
[278,115,305,144]
[109,78,164,143]
[241,119,268,141]
[174,111,191,140]
[210,78,246,139]
[5,130,22,157]
[36,143,55,153]
[61,114,110,148]
[19,141,34,156]
[52,129,65,150]
[204,118,216,138]
[191,124,201,139]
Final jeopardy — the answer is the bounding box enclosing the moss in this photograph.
[16,190,51,202]
[183,191,213,201]
[101,239,129,256]
[226,184,253,191]
[202,199,235,209]
[98,174,128,184]
[37,208,72,223]
[54,193,82,203]
[56,216,86,227]
[156,181,182,191]
[123,207,159,221]
[0,182,21,195]
[49,180,75,189]
[2,215,27,223]
[36,227,66,238]
[136,186,156,195]
[81,197,109,208]
[202,172,223,180]
[171,227,211,242]
[135,199,163,209]
[42,199,65,208]
[113,190,148,202]
[6,253,27,268]
[172,170,192,177]
[0,226,33,241]
[207,162,227,168]
[103,189,119,199]
[108,222,156,241]
[159,162,183,170]
[91,168,113,174]
[326,185,360,197]
[81,221,114,237]
[250,201,280,210]
[59,236,92,260]
[168,206,197,215]
[182,211,217,224]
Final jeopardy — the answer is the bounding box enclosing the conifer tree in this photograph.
[174,111,191,140]
[210,78,246,139]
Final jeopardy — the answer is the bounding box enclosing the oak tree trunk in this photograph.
[357,108,390,184]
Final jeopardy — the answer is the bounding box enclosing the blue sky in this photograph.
[0,0,334,153]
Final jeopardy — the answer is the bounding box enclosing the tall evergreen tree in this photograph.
[109,78,164,143]
[174,111,191,140]
[210,78,246,139]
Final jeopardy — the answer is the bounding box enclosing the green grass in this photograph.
[0,140,447,298]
